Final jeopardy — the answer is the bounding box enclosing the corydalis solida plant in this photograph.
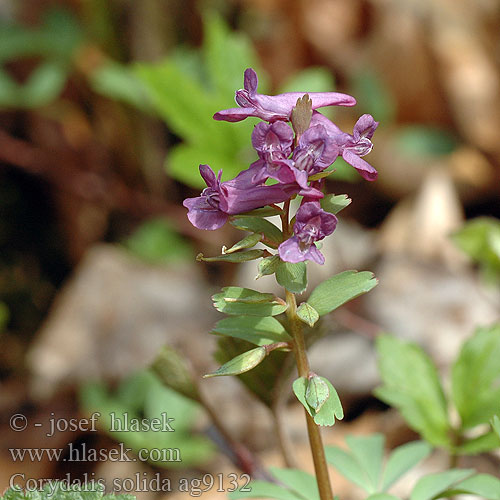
[183,68,379,500]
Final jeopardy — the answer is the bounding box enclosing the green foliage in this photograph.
[374,335,451,448]
[394,125,458,158]
[409,469,475,500]
[230,217,283,248]
[293,376,343,426]
[451,324,500,429]
[1,484,135,500]
[0,301,9,331]
[229,467,319,500]
[376,325,500,455]
[214,336,292,408]
[134,13,262,188]
[296,302,319,327]
[275,261,307,294]
[211,315,291,346]
[320,194,352,215]
[492,415,500,439]
[79,370,214,468]
[305,375,330,412]
[223,233,263,253]
[212,287,288,316]
[89,62,153,113]
[325,434,431,495]
[197,249,267,263]
[452,217,500,284]
[204,346,267,378]
[0,8,83,108]
[351,68,396,124]
[124,218,193,264]
[151,345,200,401]
[256,255,281,278]
[307,270,378,316]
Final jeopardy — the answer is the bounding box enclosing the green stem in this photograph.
[286,290,334,500]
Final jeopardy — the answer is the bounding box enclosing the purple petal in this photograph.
[278,237,304,263]
[353,114,379,141]
[199,164,217,187]
[213,107,255,122]
[342,150,378,181]
[244,68,258,94]
[183,197,228,230]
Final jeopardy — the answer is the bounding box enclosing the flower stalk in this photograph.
[285,289,333,500]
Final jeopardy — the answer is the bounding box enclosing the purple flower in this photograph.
[214,68,357,123]
[278,201,337,264]
[311,112,379,181]
[291,125,339,187]
[183,165,299,230]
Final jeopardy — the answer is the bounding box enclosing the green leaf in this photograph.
[409,469,475,500]
[212,287,288,317]
[276,261,307,294]
[451,323,500,428]
[211,316,291,346]
[231,217,283,248]
[125,218,193,263]
[375,335,451,448]
[90,62,153,112]
[325,445,372,493]
[381,441,432,491]
[320,194,352,215]
[224,233,262,253]
[366,495,401,500]
[239,206,283,217]
[345,434,385,493]
[151,346,200,401]
[197,249,266,263]
[279,67,336,94]
[456,430,500,454]
[306,376,330,412]
[21,61,67,107]
[257,255,280,278]
[229,480,303,500]
[351,68,396,124]
[293,377,343,426]
[269,467,319,500]
[296,302,319,327]
[492,415,500,439]
[203,12,263,96]
[307,270,378,316]
[395,125,458,158]
[203,346,267,378]
[452,217,500,283]
[452,474,500,499]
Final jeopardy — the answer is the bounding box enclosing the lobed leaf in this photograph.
[345,434,385,493]
[276,261,307,294]
[451,323,500,429]
[325,445,372,493]
[197,249,265,263]
[293,377,343,426]
[211,316,291,346]
[231,217,283,248]
[409,469,475,500]
[320,194,352,215]
[381,441,432,491]
[269,467,319,500]
[203,347,267,378]
[307,270,378,316]
[375,335,451,448]
[212,287,287,317]
[229,481,303,500]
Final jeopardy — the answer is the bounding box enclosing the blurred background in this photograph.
[0,0,499,498]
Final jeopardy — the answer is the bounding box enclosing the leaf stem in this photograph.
[285,289,334,500]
